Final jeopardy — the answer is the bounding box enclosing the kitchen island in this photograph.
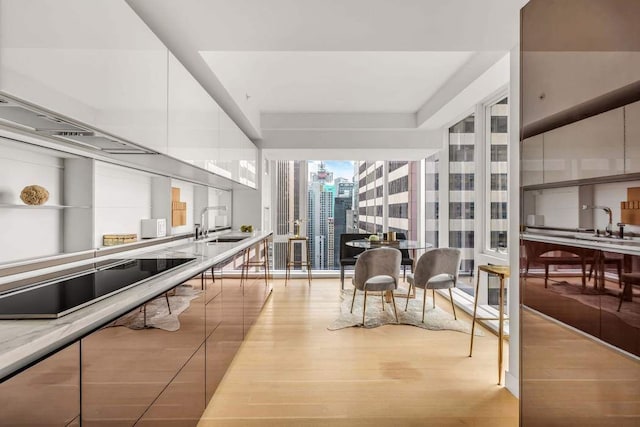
[0,230,272,425]
[521,230,640,356]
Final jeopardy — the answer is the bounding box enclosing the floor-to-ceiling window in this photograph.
[424,154,439,247]
[487,97,509,253]
[272,160,424,272]
[448,114,476,275]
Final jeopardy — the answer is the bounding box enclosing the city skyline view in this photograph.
[308,160,355,181]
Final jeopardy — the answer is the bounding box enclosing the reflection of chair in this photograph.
[241,238,270,287]
[405,248,461,322]
[339,233,368,290]
[141,292,171,327]
[350,247,401,326]
[588,251,623,288]
[618,273,640,311]
[524,240,593,289]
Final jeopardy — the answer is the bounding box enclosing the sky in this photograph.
[308,160,355,181]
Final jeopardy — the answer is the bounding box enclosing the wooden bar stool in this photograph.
[285,236,311,286]
[241,238,270,287]
[469,264,510,385]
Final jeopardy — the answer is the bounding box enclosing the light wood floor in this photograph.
[198,278,518,426]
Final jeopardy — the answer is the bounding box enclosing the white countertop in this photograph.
[522,230,640,256]
[0,230,271,381]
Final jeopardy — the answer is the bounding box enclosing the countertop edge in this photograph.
[521,232,640,255]
[0,230,272,382]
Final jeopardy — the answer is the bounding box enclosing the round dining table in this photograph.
[345,239,432,251]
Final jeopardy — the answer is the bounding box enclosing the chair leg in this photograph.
[404,284,412,311]
[362,290,368,326]
[390,291,399,323]
[544,265,549,288]
[350,287,357,313]
[617,262,622,288]
[432,289,436,308]
[449,288,457,320]
[201,271,205,290]
[340,267,344,290]
[422,286,427,323]
[381,293,385,311]
[165,292,171,314]
[618,281,629,312]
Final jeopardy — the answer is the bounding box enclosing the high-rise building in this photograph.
[356,161,418,240]
[327,218,335,269]
[333,196,352,266]
[307,162,336,269]
[272,160,305,270]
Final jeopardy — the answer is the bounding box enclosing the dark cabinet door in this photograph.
[81,282,206,426]
[206,276,243,402]
[0,342,80,426]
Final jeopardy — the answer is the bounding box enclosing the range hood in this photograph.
[0,94,156,155]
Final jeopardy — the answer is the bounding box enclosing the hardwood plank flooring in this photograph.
[198,278,518,426]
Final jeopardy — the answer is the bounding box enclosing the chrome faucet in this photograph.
[198,206,227,239]
[581,205,613,237]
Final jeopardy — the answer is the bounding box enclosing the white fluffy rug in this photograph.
[108,284,201,332]
[328,288,481,335]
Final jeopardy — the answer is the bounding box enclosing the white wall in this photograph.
[93,162,151,247]
[506,42,520,398]
[233,187,261,231]
[0,138,63,262]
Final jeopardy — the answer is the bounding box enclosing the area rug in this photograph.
[328,288,482,335]
[108,284,201,332]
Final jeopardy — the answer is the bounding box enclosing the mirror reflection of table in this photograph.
[345,240,433,301]
[345,239,432,251]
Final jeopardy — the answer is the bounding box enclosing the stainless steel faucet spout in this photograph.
[198,206,227,239]
[582,205,613,236]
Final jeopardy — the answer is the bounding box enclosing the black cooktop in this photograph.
[0,258,196,319]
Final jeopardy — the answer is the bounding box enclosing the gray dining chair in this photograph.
[351,246,402,326]
[405,248,461,322]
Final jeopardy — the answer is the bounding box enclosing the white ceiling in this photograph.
[128,0,528,142]
[200,51,474,113]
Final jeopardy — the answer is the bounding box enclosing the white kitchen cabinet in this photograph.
[218,111,257,188]
[167,53,220,171]
[625,100,640,174]
[543,108,624,183]
[0,0,168,153]
[521,134,543,186]
[522,52,640,129]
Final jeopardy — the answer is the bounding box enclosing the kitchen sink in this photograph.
[207,237,248,244]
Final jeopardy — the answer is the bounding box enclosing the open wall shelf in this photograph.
[0,204,91,209]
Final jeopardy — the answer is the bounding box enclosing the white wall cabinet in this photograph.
[0,0,169,153]
[625,100,640,174]
[543,108,624,183]
[521,134,543,186]
[167,53,220,170]
[522,51,640,128]
[218,112,257,188]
